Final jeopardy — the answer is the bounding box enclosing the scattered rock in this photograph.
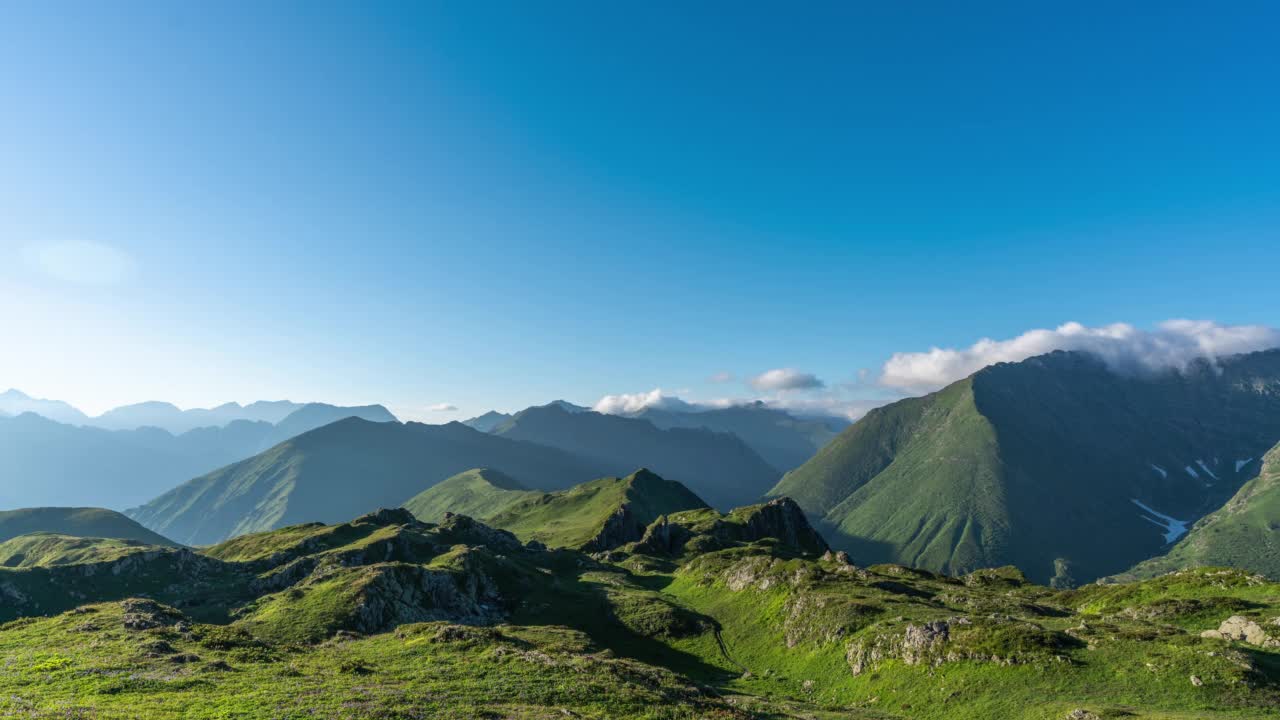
[1190,674,1204,686]
[1200,616,1280,648]
[141,640,176,656]
[354,508,418,527]
[1066,710,1100,720]
[120,598,186,631]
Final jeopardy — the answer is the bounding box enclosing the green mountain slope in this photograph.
[494,403,780,509]
[128,419,612,546]
[3,500,1280,718]
[482,469,710,550]
[1118,440,1280,580]
[0,507,177,546]
[774,349,1280,584]
[0,533,168,568]
[401,467,539,523]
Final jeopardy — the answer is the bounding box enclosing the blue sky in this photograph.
[2,2,1278,420]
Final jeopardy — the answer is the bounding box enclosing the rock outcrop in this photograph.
[346,559,506,634]
[582,505,645,553]
[741,498,829,555]
[1200,615,1280,648]
[845,615,1077,676]
[632,497,830,558]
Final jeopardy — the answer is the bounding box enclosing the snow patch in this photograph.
[1196,459,1219,481]
[1149,464,1168,479]
[1131,499,1190,544]
[1236,458,1254,473]
[1184,465,1200,479]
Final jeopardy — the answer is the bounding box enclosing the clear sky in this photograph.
[2,2,1278,420]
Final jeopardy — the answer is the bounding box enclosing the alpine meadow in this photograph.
[4,3,1280,719]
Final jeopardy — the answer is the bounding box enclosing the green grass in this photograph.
[2,501,1280,718]
[402,467,540,523]
[0,533,165,568]
[484,469,709,549]
[0,604,751,719]
[0,507,178,546]
[770,379,1012,577]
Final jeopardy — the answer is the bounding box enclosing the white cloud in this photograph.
[429,403,458,412]
[23,241,135,286]
[593,388,698,415]
[593,386,870,422]
[765,394,879,421]
[708,371,734,383]
[880,320,1280,393]
[749,368,825,391]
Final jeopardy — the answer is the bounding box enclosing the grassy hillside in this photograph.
[771,378,1011,576]
[128,418,611,546]
[2,500,1279,718]
[1119,440,1280,580]
[0,507,177,546]
[0,533,166,568]
[774,350,1280,584]
[401,467,538,523]
[483,469,710,549]
[495,403,781,509]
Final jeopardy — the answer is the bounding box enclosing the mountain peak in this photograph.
[546,400,589,413]
[775,346,1280,584]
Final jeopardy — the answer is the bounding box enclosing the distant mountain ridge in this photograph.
[128,418,613,545]
[91,399,310,433]
[461,410,512,432]
[491,403,781,509]
[629,401,846,471]
[0,389,89,425]
[773,349,1280,584]
[0,507,177,547]
[0,403,397,510]
[0,389,395,434]
[466,400,844,473]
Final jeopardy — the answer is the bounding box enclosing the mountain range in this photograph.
[11,348,1280,588]
[0,402,396,509]
[773,349,1280,584]
[126,418,613,545]
[465,400,848,473]
[627,400,847,471]
[0,389,391,434]
[489,402,781,509]
[2,473,1279,718]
